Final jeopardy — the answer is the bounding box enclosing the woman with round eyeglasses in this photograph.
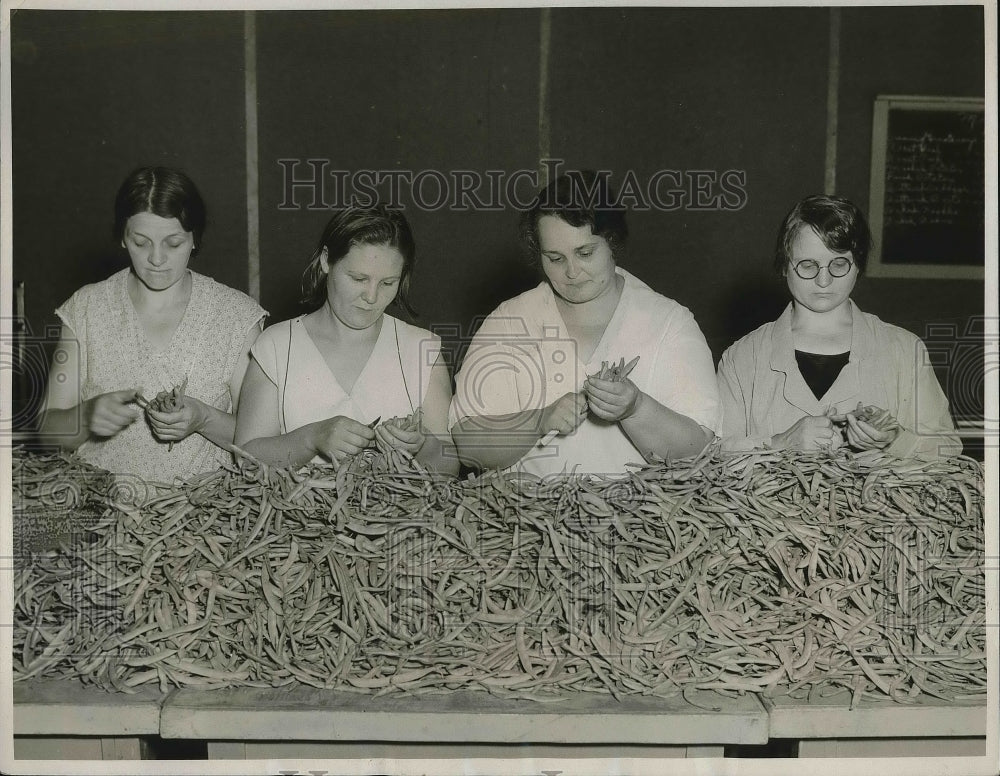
[716,194,960,459]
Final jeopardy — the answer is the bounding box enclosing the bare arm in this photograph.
[452,392,588,471]
[39,326,142,450]
[411,356,459,476]
[233,356,375,468]
[585,376,711,462]
[234,357,320,467]
[619,392,714,461]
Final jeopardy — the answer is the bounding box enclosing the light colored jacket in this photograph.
[717,301,961,459]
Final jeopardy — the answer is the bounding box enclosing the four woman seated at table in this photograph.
[234,205,458,475]
[449,171,721,476]
[41,169,961,480]
[716,194,960,460]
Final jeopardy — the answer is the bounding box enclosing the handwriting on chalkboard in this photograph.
[883,114,984,228]
[869,98,984,274]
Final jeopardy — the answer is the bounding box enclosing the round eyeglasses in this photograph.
[790,257,854,280]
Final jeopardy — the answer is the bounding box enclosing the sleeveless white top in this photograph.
[250,314,441,448]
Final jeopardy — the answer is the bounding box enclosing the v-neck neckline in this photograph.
[551,270,628,368]
[297,313,391,398]
[772,302,866,413]
[123,268,196,356]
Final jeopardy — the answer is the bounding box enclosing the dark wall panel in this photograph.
[548,7,831,357]
[11,10,248,343]
[256,9,541,338]
[837,6,986,338]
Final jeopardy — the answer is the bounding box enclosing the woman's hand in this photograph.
[843,411,899,451]
[84,389,144,438]
[771,415,842,451]
[584,376,642,423]
[146,397,211,443]
[375,421,425,456]
[310,416,376,466]
[541,391,588,437]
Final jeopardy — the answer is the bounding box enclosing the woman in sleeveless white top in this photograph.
[235,206,457,475]
[40,167,266,484]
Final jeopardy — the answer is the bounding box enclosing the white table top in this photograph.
[763,688,987,739]
[160,686,770,744]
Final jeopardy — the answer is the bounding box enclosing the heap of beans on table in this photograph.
[11,440,985,707]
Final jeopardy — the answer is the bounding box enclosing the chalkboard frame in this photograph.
[867,95,985,280]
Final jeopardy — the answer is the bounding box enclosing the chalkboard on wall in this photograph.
[867,95,985,280]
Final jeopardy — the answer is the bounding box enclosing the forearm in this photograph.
[39,406,93,452]
[452,410,547,470]
[415,434,460,476]
[240,425,320,469]
[193,402,238,450]
[619,393,712,462]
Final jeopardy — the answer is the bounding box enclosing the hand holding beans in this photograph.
[770,414,842,452]
[583,356,642,423]
[310,416,376,467]
[541,391,588,437]
[146,398,210,443]
[584,377,641,422]
[136,379,196,449]
[840,403,900,451]
[374,410,425,456]
[83,389,144,438]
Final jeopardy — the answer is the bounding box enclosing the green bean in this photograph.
[10,443,985,704]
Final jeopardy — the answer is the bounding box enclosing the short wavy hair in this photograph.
[774,194,872,275]
[113,166,207,251]
[520,170,628,266]
[300,205,417,317]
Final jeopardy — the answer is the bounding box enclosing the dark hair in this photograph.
[774,194,872,275]
[520,170,628,265]
[301,205,417,317]
[113,167,207,251]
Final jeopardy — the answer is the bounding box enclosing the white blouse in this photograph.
[450,268,720,477]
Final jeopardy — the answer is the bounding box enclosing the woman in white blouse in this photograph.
[451,171,720,476]
[235,205,457,474]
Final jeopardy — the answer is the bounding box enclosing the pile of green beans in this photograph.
[11,443,985,705]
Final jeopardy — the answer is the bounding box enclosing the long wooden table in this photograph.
[159,685,768,759]
[12,679,166,760]
[763,688,988,757]
[12,681,767,760]
[11,680,989,762]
